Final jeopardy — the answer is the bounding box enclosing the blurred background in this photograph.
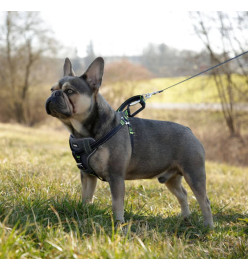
[0,6,248,166]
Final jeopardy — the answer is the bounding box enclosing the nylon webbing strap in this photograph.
[82,139,92,154]
[91,122,124,149]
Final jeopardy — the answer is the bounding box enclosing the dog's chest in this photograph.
[69,119,90,137]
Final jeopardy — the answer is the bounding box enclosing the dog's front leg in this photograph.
[109,177,125,223]
[80,171,97,203]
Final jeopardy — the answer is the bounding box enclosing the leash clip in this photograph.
[143,93,152,101]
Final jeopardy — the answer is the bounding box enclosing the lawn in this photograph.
[0,122,248,258]
[105,74,247,105]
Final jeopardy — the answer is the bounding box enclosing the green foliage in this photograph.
[0,123,248,258]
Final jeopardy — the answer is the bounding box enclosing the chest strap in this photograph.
[69,112,134,181]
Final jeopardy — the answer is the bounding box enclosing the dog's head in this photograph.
[45,57,104,121]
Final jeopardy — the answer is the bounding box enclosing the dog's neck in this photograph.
[68,94,118,139]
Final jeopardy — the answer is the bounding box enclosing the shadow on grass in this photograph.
[0,197,247,241]
[125,210,248,240]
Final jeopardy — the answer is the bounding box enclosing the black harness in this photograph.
[69,95,145,181]
[69,111,134,181]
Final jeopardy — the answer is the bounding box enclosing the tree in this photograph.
[102,59,152,108]
[191,11,248,137]
[0,11,57,125]
[141,43,209,77]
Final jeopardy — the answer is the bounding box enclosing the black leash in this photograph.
[118,50,248,115]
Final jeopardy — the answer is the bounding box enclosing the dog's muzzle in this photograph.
[45,90,70,117]
[45,96,53,115]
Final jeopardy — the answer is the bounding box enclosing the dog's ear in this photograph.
[63,58,76,77]
[80,57,104,91]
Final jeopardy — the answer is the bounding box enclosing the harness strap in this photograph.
[121,111,134,150]
[69,111,134,181]
[69,136,99,177]
[91,121,125,149]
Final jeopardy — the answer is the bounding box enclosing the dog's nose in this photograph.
[52,90,63,97]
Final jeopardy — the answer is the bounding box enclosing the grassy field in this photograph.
[0,122,248,259]
[104,74,247,105]
[134,76,219,104]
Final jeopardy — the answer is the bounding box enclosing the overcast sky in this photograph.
[2,0,247,58]
[41,8,204,57]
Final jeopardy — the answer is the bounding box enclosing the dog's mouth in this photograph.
[46,91,74,118]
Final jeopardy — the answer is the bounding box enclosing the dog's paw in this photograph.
[115,220,128,234]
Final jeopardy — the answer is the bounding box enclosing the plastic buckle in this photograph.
[127,96,146,117]
[117,95,146,117]
[77,163,85,170]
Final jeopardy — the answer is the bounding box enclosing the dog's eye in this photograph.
[66,89,74,95]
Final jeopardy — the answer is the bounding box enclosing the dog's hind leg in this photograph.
[81,172,97,203]
[183,167,214,228]
[164,174,191,218]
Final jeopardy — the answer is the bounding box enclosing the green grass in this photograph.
[0,123,248,258]
[134,76,218,104]
[108,74,247,104]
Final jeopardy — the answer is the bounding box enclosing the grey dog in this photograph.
[45,57,214,228]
